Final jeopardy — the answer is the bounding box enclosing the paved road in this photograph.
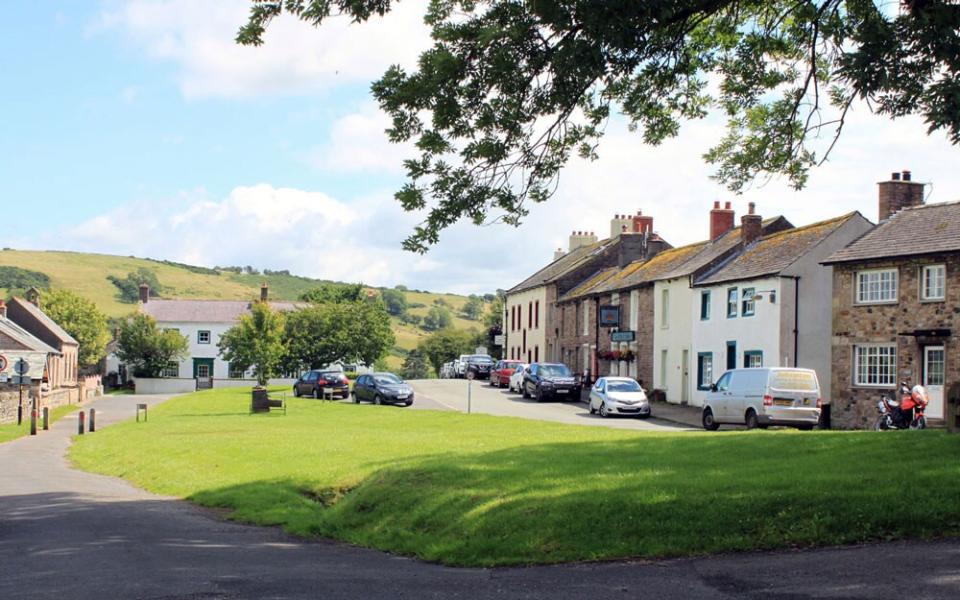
[409,378,693,431]
[2,393,959,599]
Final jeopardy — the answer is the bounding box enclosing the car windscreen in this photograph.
[607,380,642,392]
[374,374,403,385]
[539,364,571,377]
[769,370,818,392]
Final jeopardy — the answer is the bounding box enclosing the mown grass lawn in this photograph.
[0,403,80,444]
[69,388,960,566]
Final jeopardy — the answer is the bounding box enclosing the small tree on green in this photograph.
[418,328,477,375]
[379,288,408,316]
[40,289,111,367]
[116,313,188,378]
[462,295,484,320]
[218,301,286,386]
[422,306,452,331]
[400,349,431,380]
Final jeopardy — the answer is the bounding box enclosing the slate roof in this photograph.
[142,300,305,324]
[8,297,79,345]
[507,238,618,294]
[0,317,60,355]
[556,217,793,301]
[824,201,960,264]
[696,213,861,286]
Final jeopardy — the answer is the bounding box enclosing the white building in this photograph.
[690,212,873,406]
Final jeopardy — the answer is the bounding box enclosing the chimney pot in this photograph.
[892,172,901,181]
[138,283,149,304]
[902,170,912,182]
[636,210,642,216]
[713,201,720,209]
[724,201,731,209]
[748,202,756,215]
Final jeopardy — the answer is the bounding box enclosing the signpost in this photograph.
[598,306,621,327]
[611,330,636,343]
[13,358,29,427]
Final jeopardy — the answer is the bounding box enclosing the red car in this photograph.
[490,360,524,388]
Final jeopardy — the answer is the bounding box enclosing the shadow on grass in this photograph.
[189,430,960,567]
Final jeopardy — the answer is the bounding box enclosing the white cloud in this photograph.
[92,0,431,99]
[305,103,414,173]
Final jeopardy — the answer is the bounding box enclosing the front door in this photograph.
[681,349,690,405]
[923,346,945,419]
[193,358,214,379]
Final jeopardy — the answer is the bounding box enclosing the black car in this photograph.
[522,363,581,402]
[351,372,414,406]
[293,370,350,399]
[463,354,494,379]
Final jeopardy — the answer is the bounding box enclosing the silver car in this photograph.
[589,377,651,418]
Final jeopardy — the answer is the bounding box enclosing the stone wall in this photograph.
[831,253,960,428]
[0,382,41,425]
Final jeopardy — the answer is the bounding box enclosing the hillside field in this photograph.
[0,249,490,368]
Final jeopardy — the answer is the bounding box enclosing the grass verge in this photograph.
[69,387,960,566]
[0,403,80,444]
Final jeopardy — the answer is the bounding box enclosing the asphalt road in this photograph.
[2,393,958,599]
[408,378,692,431]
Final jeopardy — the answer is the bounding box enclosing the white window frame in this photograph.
[161,361,179,378]
[920,264,945,301]
[853,344,897,387]
[197,330,212,344]
[700,290,711,320]
[855,268,898,305]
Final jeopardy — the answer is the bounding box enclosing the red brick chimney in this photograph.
[709,201,735,240]
[260,283,269,302]
[139,283,149,304]
[741,202,762,246]
[878,170,924,221]
[632,210,654,235]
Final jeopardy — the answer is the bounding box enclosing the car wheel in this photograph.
[374,394,383,406]
[404,401,413,407]
[702,408,719,431]
[522,383,530,399]
[293,387,301,397]
[351,391,359,404]
[313,388,320,399]
[599,402,610,418]
[745,409,759,430]
[637,414,650,420]
[589,403,596,415]
[535,386,543,403]
[796,424,814,431]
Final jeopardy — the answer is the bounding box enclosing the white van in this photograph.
[702,368,821,431]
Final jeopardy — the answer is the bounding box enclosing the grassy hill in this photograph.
[0,249,490,369]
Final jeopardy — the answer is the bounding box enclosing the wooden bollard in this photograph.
[30,408,37,436]
[42,407,49,430]
[78,411,85,435]
[89,408,96,433]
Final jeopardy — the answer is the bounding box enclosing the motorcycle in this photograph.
[875,381,928,430]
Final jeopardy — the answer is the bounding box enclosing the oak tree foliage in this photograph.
[116,313,189,378]
[240,1,959,250]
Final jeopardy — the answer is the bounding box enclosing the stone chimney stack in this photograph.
[741,202,762,246]
[139,284,149,304]
[609,214,632,238]
[553,248,565,261]
[26,287,41,307]
[710,201,735,240]
[260,283,269,302]
[569,230,599,252]
[878,170,924,221]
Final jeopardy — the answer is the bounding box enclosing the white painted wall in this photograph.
[157,321,238,379]
[504,286,548,363]
[652,278,696,405]
[690,276,783,407]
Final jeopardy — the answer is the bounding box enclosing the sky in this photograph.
[2,1,959,296]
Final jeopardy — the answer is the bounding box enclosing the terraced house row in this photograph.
[504,171,960,428]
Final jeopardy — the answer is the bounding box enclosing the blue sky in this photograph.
[3,1,959,295]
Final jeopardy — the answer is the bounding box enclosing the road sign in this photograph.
[475,346,488,355]
[611,330,636,342]
[0,373,8,383]
[0,354,7,372]
[14,358,30,375]
[493,335,505,346]
[12,376,31,385]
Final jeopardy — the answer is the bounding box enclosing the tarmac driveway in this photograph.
[1,393,958,599]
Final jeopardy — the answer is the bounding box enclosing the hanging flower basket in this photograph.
[598,350,635,362]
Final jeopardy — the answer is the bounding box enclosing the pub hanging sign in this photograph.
[598,305,620,328]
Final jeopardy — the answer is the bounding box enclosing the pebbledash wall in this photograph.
[830,253,960,428]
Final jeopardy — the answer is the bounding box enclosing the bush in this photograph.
[0,266,50,293]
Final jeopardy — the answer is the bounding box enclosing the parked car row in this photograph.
[439,354,496,379]
[293,370,415,407]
